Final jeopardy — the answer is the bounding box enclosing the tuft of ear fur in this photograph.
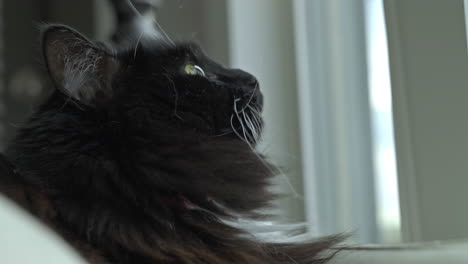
[41,24,119,105]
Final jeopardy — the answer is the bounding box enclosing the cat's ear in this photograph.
[41,25,119,105]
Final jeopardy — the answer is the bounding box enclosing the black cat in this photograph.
[0,6,343,264]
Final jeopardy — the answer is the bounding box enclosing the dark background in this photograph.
[0,0,229,149]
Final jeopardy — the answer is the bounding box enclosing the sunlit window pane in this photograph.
[365,0,401,243]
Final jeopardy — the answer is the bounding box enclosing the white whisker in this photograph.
[133,32,144,59]
[151,18,175,47]
[234,102,252,143]
[162,73,183,120]
[230,115,246,142]
[250,111,262,133]
[240,84,259,112]
[247,105,262,116]
[243,111,259,144]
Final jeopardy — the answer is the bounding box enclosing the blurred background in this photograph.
[0,0,467,247]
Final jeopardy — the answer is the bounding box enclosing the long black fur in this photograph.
[0,15,343,264]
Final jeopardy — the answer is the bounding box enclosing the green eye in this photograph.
[184,64,205,77]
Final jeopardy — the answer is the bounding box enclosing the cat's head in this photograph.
[42,25,263,145]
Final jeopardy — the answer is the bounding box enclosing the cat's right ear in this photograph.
[41,24,119,106]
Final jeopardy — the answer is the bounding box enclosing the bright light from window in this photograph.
[365,0,401,243]
[465,0,468,50]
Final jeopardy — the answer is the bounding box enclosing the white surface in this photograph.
[384,0,468,242]
[331,242,468,264]
[0,195,86,264]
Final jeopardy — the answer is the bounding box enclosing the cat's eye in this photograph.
[184,64,205,77]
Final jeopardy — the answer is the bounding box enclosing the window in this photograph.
[465,0,468,48]
[226,0,402,243]
[365,0,401,243]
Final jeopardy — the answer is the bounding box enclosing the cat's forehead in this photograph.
[138,41,204,60]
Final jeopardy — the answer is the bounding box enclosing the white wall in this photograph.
[385,0,468,242]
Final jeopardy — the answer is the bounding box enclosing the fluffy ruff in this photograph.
[2,93,343,263]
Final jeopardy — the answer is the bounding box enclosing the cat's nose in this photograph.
[232,69,258,88]
[229,69,263,109]
[247,77,259,88]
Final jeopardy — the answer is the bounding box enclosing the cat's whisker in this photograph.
[233,98,255,144]
[247,105,262,117]
[235,107,252,144]
[243,110,259,145]
[247,107,260,128]
[231,97,265,146]
[248,113,261,143]
[210,130,234,138]
[240,84,259,112]
[245,105,262,138]
[230,114,247,143]
[250,111,262,133]
[241,110,254,142]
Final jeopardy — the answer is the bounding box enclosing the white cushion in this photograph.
[0,195,86,264]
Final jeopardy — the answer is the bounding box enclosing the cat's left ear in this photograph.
[42,25,119,105]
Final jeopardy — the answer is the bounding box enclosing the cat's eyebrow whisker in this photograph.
[124,0,175,47]
[151,18,176,47]
[162,73,183,120]
[133,32,144,59]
